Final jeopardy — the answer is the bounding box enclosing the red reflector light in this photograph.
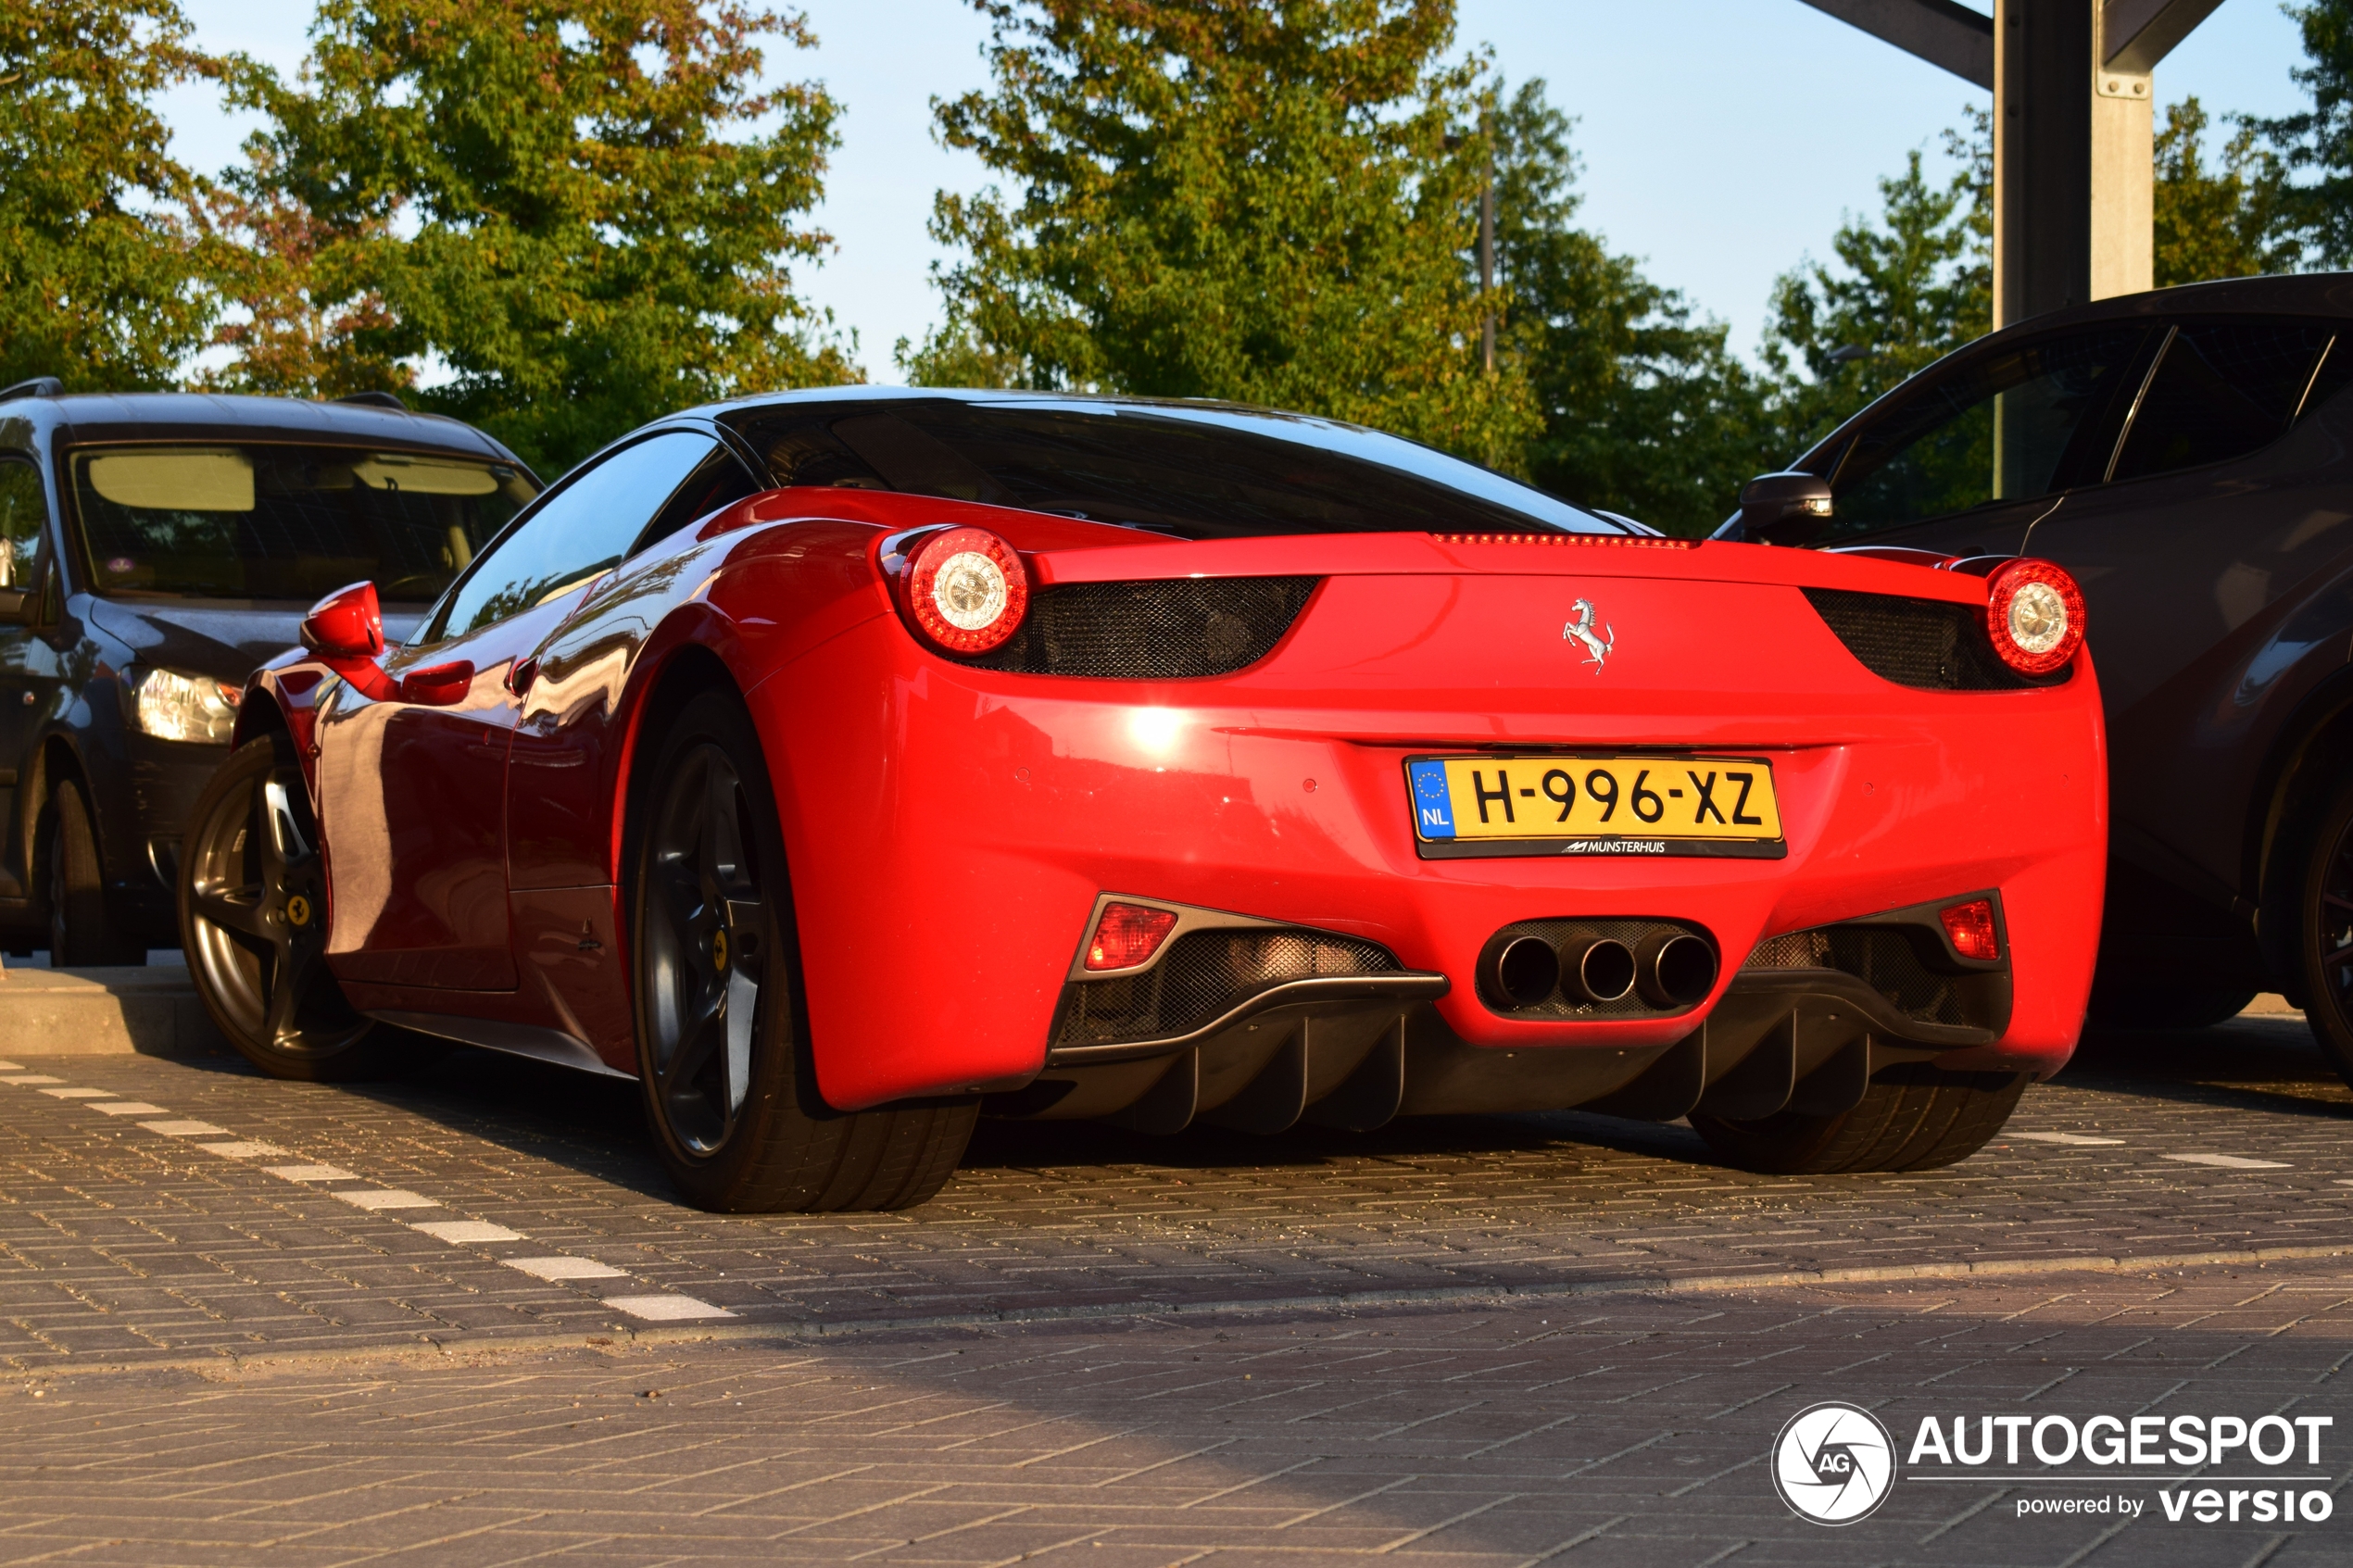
[1086,902,1178,971]
[1940,898,2000,961]
[1983,558,2085,676]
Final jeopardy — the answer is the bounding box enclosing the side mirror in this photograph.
[300,581,384,660]
[1736,471,1836,545]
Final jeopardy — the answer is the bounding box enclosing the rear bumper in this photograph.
[754,611,2105,1113]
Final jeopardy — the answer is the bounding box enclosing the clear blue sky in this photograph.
[163,0,2313,381]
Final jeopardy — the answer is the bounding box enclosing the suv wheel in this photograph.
[2297,776,2353,1086]
[43,775,145,966]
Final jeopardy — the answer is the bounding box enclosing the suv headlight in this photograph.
[130,667,242,745]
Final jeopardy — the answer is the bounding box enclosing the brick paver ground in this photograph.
[0,1010,2347,1562]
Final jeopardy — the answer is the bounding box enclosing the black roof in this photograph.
[0,389,529,472]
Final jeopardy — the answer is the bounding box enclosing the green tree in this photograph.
[0,0,226,390]
[909,0,1533,467]
[2155,95,2298,285]
[1763,115,1990,458]
[231,0,856,476]
[1489,80,1775,534]
[2255,0,2353,265]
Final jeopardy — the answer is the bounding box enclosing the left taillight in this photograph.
[893,526,1030,655]
[1983,558,2085,676]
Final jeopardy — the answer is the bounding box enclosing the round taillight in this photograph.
[1983,558,2084,676]
[904,527,1029,654]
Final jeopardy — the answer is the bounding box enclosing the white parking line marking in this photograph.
[410,1220,525,1244]
[2165,1153,2290,1170]
[39,1088,114,1099]
[604,1295,734,1322]
[2009,1132,2125,1146]
[3,1075,64,1085]
[89,1102,168,1116]
[0,1060,22,1071]
[333,1189,439,1210]
[139,1120,230,1137]
[195,1142,287,1159]
[263,1164,358,1182]
[504,1256,627,1281]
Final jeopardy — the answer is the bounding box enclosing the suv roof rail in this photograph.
[332,390,408,411]
[0,377,64,403]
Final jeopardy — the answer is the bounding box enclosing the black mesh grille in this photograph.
[966,576,1318,678]
[1052,927,1400,1047]
[1803,587,2061,691]
[1743,927,1969,1026]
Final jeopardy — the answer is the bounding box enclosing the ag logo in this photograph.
[1770,1401,1895,1525]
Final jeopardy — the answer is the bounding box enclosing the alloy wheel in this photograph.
[642,742,770,1157]
[184,757,367,1057]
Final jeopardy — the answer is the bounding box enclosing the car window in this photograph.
[2109,320,2341,483]
[429,431,720,642]
[724,397,1623,538]
[67,445,535,603]
[1824,327,2154,541]
[630,443,761,557]
[0,460,45,593]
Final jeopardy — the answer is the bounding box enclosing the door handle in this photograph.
[507,657,540,697]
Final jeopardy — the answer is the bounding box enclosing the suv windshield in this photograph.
[69,444,538,602]
[723,397,1621,538]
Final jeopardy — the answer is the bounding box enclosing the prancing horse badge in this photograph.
[1564,597,1615,671]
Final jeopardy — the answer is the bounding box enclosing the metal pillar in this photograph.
[1801,0,2227,328]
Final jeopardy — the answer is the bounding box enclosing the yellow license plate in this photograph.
[1407,755,1786,859]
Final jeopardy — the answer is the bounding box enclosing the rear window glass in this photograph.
[722,397,1620,538]
[69,445,538,603]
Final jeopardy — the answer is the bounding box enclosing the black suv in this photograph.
[0,380,537,963]
[1725,275,2353,1074]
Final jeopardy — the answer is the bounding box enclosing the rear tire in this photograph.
[44,776,145,967]
[180,733,388,1081]
[630,689,974,1213]
[1690,1064,2029,1174]
[2086,985,2256,1031]
[2297,776,2353,1088]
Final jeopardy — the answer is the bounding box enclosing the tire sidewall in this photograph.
[2298,780,2353,1082]
[629,690,817,1204]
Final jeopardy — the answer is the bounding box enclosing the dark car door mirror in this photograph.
[299,581,385,660]
[1737,472,1836,545]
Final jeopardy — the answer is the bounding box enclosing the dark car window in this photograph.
[0,460,45,594]
[67,445,535,603]
[723,397,1621,539]
[632,443,761,556]
[2109,321,2339,483]
[429,431,720,642]
[1824,327,2154,540]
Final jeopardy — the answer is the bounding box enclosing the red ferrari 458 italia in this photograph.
[179,391,2105,1212]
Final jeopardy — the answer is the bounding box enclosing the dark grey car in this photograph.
[1722,275,2353,1078]
[0,380,536,962]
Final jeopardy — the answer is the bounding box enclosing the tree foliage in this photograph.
[910,0,1532,466]
[1490,81,1774,533]
[2155,95,2298,286]
[229,0,855,476]
[0,0,226,391]
[2256,0,2353,266]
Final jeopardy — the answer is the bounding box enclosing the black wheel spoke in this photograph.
[194,886,270,940]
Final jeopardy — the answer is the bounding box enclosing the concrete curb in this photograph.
[13,1240,2350,1383]
[0,963,226,1058]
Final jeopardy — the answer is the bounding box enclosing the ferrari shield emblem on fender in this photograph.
[1564,597,1614,671]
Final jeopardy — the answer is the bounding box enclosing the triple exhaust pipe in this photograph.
[1477,926,1718,1012]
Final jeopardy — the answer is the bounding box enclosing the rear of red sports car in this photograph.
[195,391,2103,1211]
[711,395,2105,1182]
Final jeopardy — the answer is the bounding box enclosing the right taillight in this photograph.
[1940,897,2001,961]
[1085,902,1177,971]
[898,526,1029,655]
[1982,558,2084,676]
